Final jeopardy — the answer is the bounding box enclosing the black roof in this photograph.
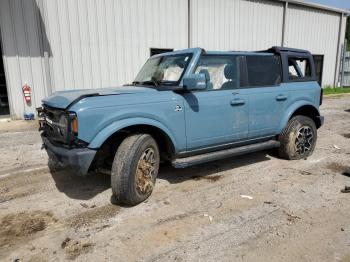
[264,46,311,54]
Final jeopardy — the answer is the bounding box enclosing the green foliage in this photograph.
[323,86,350,95]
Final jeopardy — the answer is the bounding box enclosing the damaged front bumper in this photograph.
[42,136,96,176]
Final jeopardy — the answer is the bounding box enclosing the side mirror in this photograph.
[182,74,207,91]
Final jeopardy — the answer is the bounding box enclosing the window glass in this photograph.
[246,55,281,86]
[288,57,311,79]
[194,56,239,90]
[313,55,324,85]
[134,54,191,86]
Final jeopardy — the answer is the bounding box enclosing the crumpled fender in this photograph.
[88,117,178,151]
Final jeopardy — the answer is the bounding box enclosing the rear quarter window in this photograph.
[246,55,281,87]
[288,57,312,79]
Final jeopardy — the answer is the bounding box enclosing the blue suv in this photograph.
[38,47,324,205]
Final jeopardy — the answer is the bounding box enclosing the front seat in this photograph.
[221,64,238,90]
[198,69,213,90]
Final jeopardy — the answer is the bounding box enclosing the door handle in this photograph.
[230,99,245,106]
[276,95,287,101]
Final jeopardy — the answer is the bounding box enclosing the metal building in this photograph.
[0,0,348,119]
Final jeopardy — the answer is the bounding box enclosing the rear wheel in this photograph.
[111,134,160,205]
[278,115,317,160]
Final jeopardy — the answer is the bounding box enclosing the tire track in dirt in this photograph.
[0,211,58,255]
[0,169,51,203]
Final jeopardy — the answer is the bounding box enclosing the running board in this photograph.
[172,140,280,168]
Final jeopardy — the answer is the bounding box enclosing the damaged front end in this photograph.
[37,105,96,175]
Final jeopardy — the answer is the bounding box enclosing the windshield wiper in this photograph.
[131,81,142,85]
[140,80,159,86]
[159,80,176,85]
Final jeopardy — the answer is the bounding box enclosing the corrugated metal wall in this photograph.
[0,0,48,119]
[42,0,188,92]
[335,15,347,86]
[284,4,341,86]
[342,51,350,87]
[190,0,284,50]
[190,0,343,86]
[0,0,346,119]
[0,0,188,118]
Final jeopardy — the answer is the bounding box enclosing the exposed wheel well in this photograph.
[92,125,175,171]
[291,105,321,128]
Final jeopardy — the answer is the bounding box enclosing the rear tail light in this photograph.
[320,88,323,105]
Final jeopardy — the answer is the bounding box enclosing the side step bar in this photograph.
[172,140,280,168]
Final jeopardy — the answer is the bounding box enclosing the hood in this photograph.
[42,85,154,109]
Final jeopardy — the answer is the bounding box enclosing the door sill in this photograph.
[172,140,279,168]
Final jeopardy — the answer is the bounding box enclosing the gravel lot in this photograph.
[0,95,350,262]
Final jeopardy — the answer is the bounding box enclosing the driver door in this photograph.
[182,55,249,151]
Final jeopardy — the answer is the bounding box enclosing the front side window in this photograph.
[246,55,281,87]
[288,57,311,79]
[194,55,239,90]
[134,54,191,87]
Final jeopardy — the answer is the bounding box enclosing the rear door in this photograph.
[240,55,287,139]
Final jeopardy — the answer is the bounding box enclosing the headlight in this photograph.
[58,114,68,136]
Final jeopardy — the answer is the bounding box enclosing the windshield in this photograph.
[134,54,192,86]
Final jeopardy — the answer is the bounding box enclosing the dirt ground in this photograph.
[0,95,350,262]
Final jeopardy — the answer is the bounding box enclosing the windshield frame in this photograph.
[134,53,193,87]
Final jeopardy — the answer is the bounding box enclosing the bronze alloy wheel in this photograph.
[111,134,160,205]
[135,147,157,195]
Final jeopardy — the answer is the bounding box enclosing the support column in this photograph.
[188,0,191,48]
[281,1,288,47]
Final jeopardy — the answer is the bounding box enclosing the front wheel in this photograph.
[278,115,317,160]
[111,134,160,206]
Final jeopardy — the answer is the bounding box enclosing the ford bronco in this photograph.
[38,47,324,205]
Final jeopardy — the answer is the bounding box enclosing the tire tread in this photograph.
[278,115,317,160]
[111,134,159,205]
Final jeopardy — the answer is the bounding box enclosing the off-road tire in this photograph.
[278,115,317,160]
[111,134,160,206]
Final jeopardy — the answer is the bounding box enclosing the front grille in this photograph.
[40,105,70,145]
